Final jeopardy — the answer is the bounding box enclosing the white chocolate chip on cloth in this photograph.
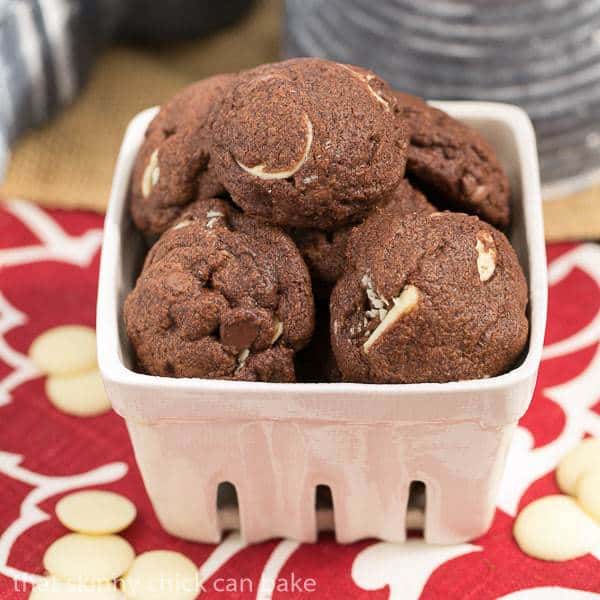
[577,470,600,523]
[43,533,135,584]
[556,437,600,495]
[121,550,200,600]
[29,324,112,417]
[29,325,97,376]
[29,578,121,600]
[513,495,600,561]
[56,490,137,535]
[45,370,110,417]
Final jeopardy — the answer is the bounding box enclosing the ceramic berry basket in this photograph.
[97,102,547,545]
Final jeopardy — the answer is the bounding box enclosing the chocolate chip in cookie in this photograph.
[330,211,528,383]
[124,198,314,381]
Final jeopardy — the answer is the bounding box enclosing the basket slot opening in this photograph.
[217,481,240,533]
[407,480,426,538]
[315,484,335,534]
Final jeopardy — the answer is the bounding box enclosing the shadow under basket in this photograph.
[97,102,547,545]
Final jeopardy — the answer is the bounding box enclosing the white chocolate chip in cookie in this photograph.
[206,210,225,229]
[339,64,390,110]
[171,219,191,231]
[557,438,600,495]
[364,284,420,353]
[360,273,392,337]
[237,348,250,369]
[270,319,284,345]
[236,114,313,180]
[476,230,497,282]
[142,148,160,198]
[362,273,389,310]
[30,325,97,376]
[513,495,600,561]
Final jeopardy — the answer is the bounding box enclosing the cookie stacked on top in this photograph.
[124,58,528,384]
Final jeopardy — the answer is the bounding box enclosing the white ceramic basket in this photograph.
[97,102,547,545]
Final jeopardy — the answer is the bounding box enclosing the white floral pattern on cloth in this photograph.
[0,200,599,599]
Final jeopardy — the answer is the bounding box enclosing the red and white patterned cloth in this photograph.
[0,199,599,599]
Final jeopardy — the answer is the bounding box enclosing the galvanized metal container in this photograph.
[285,0,600,192]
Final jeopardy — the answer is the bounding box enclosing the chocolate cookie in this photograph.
[291,180,436,285]
[330,211,528,383]
[209,58,409,229]
[394,91,511,228]
[124,198,315,381]
[290,227,351,286]
[130,74,235,235]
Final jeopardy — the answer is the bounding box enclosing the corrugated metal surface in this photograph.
[285,0,600,187]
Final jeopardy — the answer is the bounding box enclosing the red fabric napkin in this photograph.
[0,200,599,599]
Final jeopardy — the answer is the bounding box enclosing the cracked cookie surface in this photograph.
[129,74,235,235]
[394,91,511,228]
[124,198,314,381]
[330,211,528,383]
[209,58,409,229]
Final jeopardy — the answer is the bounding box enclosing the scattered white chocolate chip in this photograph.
[236,114,313,180]
[46,369,111,417]
[513,495,600,561]
[577,470,600,523]
[121,550,200,600]
[364,285,420,353]
[557,438,600,495]
[142,149,160,198]
[29,325,97,376]
[338,64,390,110]
[43,533,135,584]
[270,319,284,345]
[476,230,497,282]
[56,490,137,535]
[30,578,121,600]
